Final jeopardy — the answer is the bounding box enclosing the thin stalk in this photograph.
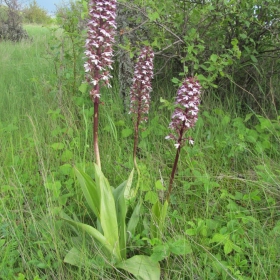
[93,92,101,168]
[166,146,181,203]
[133,107,141,193]
[166,124,184,202]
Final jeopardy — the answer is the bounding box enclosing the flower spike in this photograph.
[167,77,201,147]
[84,0,117,100]
[129,46,154,123]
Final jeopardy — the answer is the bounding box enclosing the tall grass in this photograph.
[0,25,279,280]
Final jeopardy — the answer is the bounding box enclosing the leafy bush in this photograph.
[117,0,280,114]
[0,0,28,41]
[22,0,52,25]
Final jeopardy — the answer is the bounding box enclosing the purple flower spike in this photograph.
[129,46,154,123]
[167,77,201,148]
[84,0,117,99]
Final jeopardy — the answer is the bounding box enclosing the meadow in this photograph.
[0,24,280,280]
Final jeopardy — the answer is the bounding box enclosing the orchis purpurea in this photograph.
[84,0,117,167]
[166,77,201,202]
[129,46,154,167]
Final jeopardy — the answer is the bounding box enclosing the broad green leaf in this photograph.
[116,255,160,280]
[127,200,142,237]
[151,200,168,239]
[94,164,121,260]
[124,168,135,200]
[113,180,128,259]
[74,167,100,219]
[61,213,119,261]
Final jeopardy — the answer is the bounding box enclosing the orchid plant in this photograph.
[62,1,160,279]
[129,46,154,192]
[166,77,202,202]
[61,1,201,279]
[84,0,116,168]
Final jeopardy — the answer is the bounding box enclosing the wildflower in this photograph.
[129,46,154,172]
[129,46,154,123]
[166,77,201,202]
[84,0,117,100]
[84,0,117,168]
[167,77,201,147]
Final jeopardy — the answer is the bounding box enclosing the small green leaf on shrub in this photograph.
[185,228,196,236]
[148,11,160,21]
[59,164,72,176]
[210,233,227,243]
[0,239,5,247]
[51,142,64,150]
[210,54,218,62]
[145,191,158,204]
[250,55,258,63]
[151,244,170,262]
[224,240,233,255]
[155,180,165,190]
[114,120,125,127]
[78,83,88,94]
[121,128,133,138]
[61,150,73,162]
[169,238,192,255]
[171,77,180,84]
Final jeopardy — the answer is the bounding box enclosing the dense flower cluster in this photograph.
[166,77,201,148]
[129,46,154,122]
[84,0,117,99]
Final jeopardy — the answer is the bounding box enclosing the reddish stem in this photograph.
[166,124,185,202]
[166,145,181,203]
[92,86,101,168]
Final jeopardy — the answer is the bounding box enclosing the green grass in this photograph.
[1,25,280,280]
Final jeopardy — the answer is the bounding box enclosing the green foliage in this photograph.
[0,9,280,280]
[0,1,29,41]
[62,165,160,279]
[118,0,280,113]
[22,0,52,25]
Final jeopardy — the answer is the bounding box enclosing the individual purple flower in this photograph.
[84,0,117,100]
[166,77,201,148]
[129,46,154,123]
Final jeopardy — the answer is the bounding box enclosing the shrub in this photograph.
[0,0,28,41]
[22,0,52,25]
